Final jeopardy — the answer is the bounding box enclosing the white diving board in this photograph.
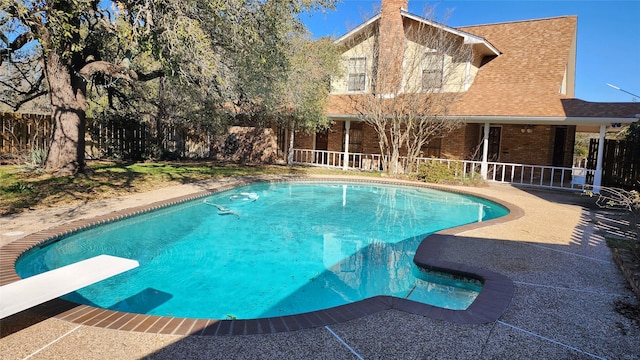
[0,255,139,319]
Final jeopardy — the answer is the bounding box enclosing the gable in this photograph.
[329,12,581,118]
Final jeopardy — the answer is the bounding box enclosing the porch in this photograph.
[291,148,593,191]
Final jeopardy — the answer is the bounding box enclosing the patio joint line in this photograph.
[513,281,627,297]
[324,326,364,360]
[496,321,606,360]
[22,325,81,360]
[523,243,612,263]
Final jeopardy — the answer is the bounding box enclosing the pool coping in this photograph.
[0,177,524,336]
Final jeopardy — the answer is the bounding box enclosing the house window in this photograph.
[347,57,366,92]
[422,52,444,91]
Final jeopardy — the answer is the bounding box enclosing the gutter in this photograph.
[327,114,640,126]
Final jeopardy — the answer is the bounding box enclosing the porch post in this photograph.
[287,127,295,165]
[592,124,606,193]
[481,122,490,180]
[343,120,351,170]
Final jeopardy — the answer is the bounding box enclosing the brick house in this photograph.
[288,0,640,188]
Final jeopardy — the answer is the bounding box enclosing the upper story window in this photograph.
[422,51,444,91]
[347,57,367,92]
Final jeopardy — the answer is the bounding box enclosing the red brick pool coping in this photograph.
[0,178,524,336]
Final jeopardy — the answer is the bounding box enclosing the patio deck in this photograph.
[1,176,638,359]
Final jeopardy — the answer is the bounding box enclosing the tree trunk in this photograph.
[44,52,87,174]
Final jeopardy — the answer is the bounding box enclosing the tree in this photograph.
[277,35,341,164]
[1,0,336,174]
[624,121,640,144]
[343,9,472,174]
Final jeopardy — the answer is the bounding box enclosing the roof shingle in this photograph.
[327,15,640,121]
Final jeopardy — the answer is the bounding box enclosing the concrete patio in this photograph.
[1,176,638,359]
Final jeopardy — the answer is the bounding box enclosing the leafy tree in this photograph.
[277,35,341,163]
[1,0,336,174]
[573,132,592,166]
[624,121,640,143]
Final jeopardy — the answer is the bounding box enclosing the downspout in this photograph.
[481,122,490,179]
[343,120,351,170]
[592,124,606,193]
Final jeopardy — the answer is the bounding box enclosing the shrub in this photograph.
[415,160,486,186]
[415,161,456,184]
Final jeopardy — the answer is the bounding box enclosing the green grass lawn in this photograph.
[0,161,379,215]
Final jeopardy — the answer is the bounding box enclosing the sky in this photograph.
[301,0,640,103]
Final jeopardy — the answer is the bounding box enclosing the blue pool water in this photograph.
[16,182,508,319]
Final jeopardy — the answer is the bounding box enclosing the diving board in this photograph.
[0,255,139,319]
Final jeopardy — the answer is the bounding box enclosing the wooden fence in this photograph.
[588,138,640,190]
[1,113,212,162]
[1,113,51,162]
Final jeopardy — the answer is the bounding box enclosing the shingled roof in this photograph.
[454,16,577,117]
[327,13,640,123]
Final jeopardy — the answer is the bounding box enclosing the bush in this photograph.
[415,160,486,186]
[415,161,456,184]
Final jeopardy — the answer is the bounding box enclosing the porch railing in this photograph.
[291,148,592,191]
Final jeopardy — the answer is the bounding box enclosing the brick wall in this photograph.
[327,122,344,152]
[294,133,314,149]
[440,126,469,159]
[500,125,551,165]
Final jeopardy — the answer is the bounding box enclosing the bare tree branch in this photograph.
[8,90,48,111]
[340,11,471,174]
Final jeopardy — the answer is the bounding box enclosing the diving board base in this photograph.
[0,255,139,319]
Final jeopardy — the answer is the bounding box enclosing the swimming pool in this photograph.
[15,181,509,319]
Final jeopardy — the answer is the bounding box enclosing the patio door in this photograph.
[553,126,567,167]
[480,125,502,161]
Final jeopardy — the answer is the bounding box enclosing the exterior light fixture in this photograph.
[521,125,533,133]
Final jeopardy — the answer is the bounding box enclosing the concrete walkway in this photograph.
[1,176,638,359]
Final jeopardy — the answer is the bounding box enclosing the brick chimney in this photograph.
[376,0,408,94]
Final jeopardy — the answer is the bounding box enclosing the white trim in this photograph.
[481,123,490,179]
[401,11,501,56]
[333,11,500,57]
[291,150,591,191]
[326,114,639,126]
[343,121,351,170]
[335,15,380,45]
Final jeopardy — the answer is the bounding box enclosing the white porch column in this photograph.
[481,122,490,180]
[287,127,295,165]
[343,120,351,170]
[592,124,606,193]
